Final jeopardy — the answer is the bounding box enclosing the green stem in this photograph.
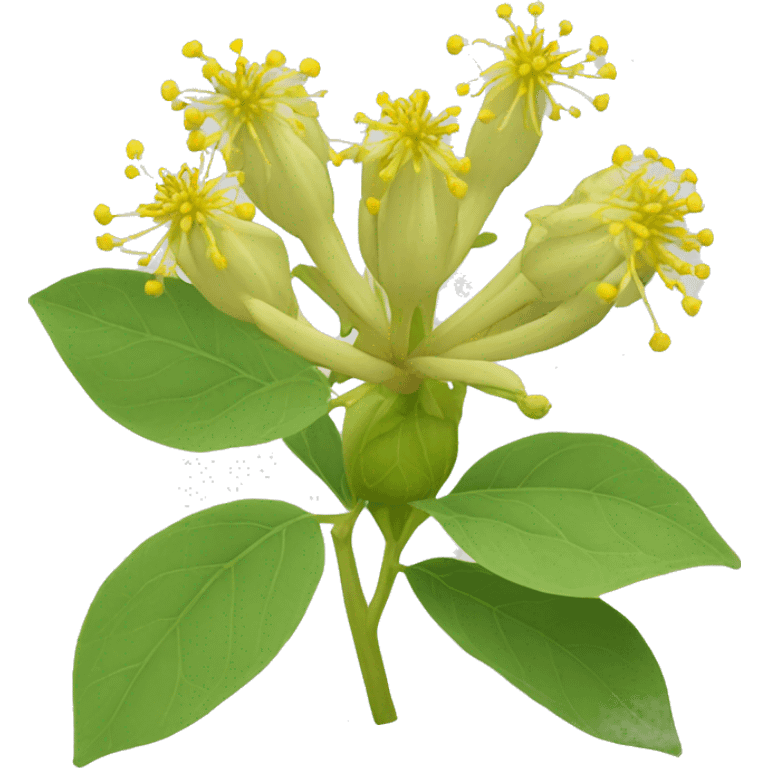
[331,501,397,725]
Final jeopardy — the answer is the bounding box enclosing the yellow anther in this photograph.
[612,144,633,165]
[137,256,151,267]
[598,62,617,79]
[593,93,609,111]
[93,204,113,225]
[300,57,321,77]
[96,233,117,251]
[125,165,140,179]
[660,157,675,170]
[161,80,180,101]
[144,279,164,297]
[527,3,544,17]
[446,106,462,117]
[649,332,671,352]
[187,130,207,151]
[568,106,581,118]
[184,107,206,130]
[686,192,704,212]
[201,59,221,79]
[608,221,624,236]
[496,3,512,18]
[447,34,465,55]
[682,297,702,316]
[182,40,203,58]
[229,38,243,54]
[697,228,714,246]
[209,249,227,269]
[681,168,697,183]
[126,139,144,160]
[456,82,470,96]
[447,177,468,199]
[596,282,618,301]
[518,62,532,76]
[478,108,496,123]
[458,156,471,172]
[643,147,659,159]
[234,202,256,220]
[376,91,390,107]
[559,20,573,36]
[366,197,381,215]
[589,35,609,55]
[695,263,710,279]
[171,99,186,111]
[626,220,650,238]
[266,49,286,67]
[642,202,663,214]
[532,55,548,71]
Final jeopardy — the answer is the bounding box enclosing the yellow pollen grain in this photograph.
[366,197,380,215]
[125,165,140,179]
[266,49,286,67]
[456,83,470,96]
[686,192,704,212]
[590,35,609,55]
[612,144,633,165]
[447,35,465,55]
[144,279,164,297]
[300,57,321,77]
[559,20,573,36]
[496,3,512,18]
[161,80,180,101]
[182,40,203,58]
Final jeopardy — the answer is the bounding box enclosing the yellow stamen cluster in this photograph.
[162,38,328,167]
[448,2,616,137]
[93,139,255,296]
[333,89,471,212]
[593,145,713,352]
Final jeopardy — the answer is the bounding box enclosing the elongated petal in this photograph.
[244,298,400,383]
[408,356,525,396]
[440,281,613,361]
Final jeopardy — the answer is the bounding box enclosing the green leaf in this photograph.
[404,558,682,756]
[73,498,324,767]
[410,433,740,597]
[283,413,356,508]
[471,232,498,249]
[29,269,331,451]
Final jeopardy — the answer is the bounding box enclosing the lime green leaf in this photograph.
[28,269,330,451]
[283,414,355,508]
[410,433,740,597]
[471,232,498,249]
[73,499,324,767]
[405,558,682,756]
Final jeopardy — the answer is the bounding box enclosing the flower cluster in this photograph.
[92,2,711,436]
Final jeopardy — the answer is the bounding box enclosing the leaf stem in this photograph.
[331,500,398,724]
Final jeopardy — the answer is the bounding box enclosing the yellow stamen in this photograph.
[169,39,330,168]
[339,89,470,199]
[593,144,714,350]
[452,3,617,137]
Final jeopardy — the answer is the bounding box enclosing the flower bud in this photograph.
[93,140,299,323]
[335,90,470,316]
[519,144,713,351]
[171,40,335,243]
[444,3,617,267]
[342,379,467,506]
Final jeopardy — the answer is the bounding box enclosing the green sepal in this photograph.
[471,231,498,249]
[342,380,467,506]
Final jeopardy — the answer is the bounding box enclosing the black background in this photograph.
[43,3,746,765]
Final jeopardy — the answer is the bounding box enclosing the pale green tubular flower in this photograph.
[332,89,471,362]
[161,38,390,342]
[443,2,617,276]
[93,139,298,321]
[415,144,713,361]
